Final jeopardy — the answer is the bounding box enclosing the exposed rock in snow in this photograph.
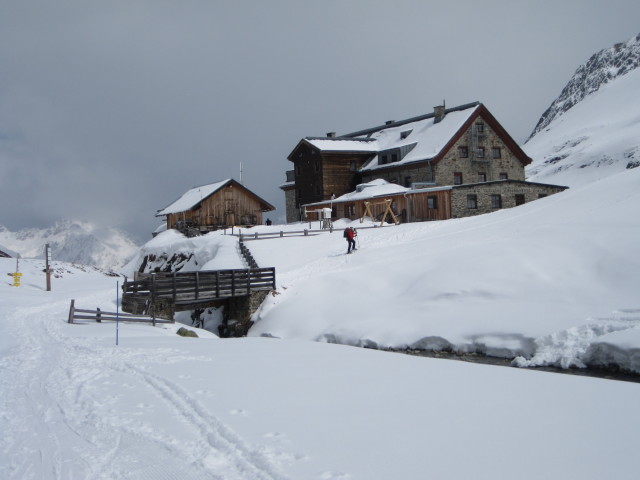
[528,32,640,140]
[524,38,640,187]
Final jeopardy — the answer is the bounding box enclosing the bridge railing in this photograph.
[123,267,276,305]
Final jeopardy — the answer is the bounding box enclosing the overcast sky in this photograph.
[1,0,639,241]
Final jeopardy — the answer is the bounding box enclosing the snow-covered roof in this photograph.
[305,138,378,152]
[157,179,232,216]
[300,103,480,171]
[359,105,480,171]
[157,179,275,216]
[304,179,410,207]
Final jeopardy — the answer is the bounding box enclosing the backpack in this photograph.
[343,227,356,239]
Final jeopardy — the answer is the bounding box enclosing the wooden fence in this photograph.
[238,239,259,268]
[67,299,173,326]
[236,223,395,242]
[122,267,276,307]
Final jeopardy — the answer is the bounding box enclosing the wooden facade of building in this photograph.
[157,179,275,233]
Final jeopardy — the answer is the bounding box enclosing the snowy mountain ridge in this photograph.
[528,31,640,140]
[524,37,640,187]
[0,219,140,271]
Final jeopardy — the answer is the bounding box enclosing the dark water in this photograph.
[387,348,640,384]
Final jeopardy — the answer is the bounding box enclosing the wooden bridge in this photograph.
[122,267,276,312]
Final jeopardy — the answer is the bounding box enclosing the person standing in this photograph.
[343,226,357,254]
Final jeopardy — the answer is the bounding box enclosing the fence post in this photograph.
[280,231,283,237]
[231,271,236,297]
[151,273,156,317]
[96,307,101,323]
[68,299,75,324]
[255,232,258,240]
[172,272,177,303]
[304,229,308,236]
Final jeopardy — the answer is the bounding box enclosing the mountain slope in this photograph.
[528,32,640,140]
[0,219,139,271]
[524,48,640,187]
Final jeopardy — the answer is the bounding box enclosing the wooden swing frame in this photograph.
[360,199,399,226]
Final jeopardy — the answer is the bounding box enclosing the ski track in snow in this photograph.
[0,299,290,480]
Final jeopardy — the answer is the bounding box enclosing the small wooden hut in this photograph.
[157,179,275,233]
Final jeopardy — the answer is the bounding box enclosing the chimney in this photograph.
[385,120,395,125]
[326,132,336,138]
[433,104,446,124]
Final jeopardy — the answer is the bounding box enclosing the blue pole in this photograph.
[116,280,119,346]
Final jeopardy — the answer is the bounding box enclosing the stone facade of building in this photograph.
[450,180,567,218]
[360,114,526,188]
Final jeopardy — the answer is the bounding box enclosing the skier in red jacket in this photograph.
[343,227,357,254]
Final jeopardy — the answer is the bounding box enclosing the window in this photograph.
[400,130,412,139]
[427,196,438,209]
[380,155,388,165]
[467,194,478,209]
[492,147,502,159]
[459,146,469,158]
[454,172,463,185]
[391,153,398,163]
[349,160,356,172]
[491,194,502,209]
[499,172,508,180]
[478,172,486,182]
[345,204,355,217]
[476,147,485,158]
[515,194,525,206]
[404,176,412,188]
[475,122,485,134]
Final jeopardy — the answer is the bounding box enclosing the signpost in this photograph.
[11,254,22,287]
[116,281,120,346]
[44,243,52,291]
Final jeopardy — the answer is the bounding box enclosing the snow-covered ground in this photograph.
[249,171,639,374]
[3,164,640,478]
[3,256,640,479]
